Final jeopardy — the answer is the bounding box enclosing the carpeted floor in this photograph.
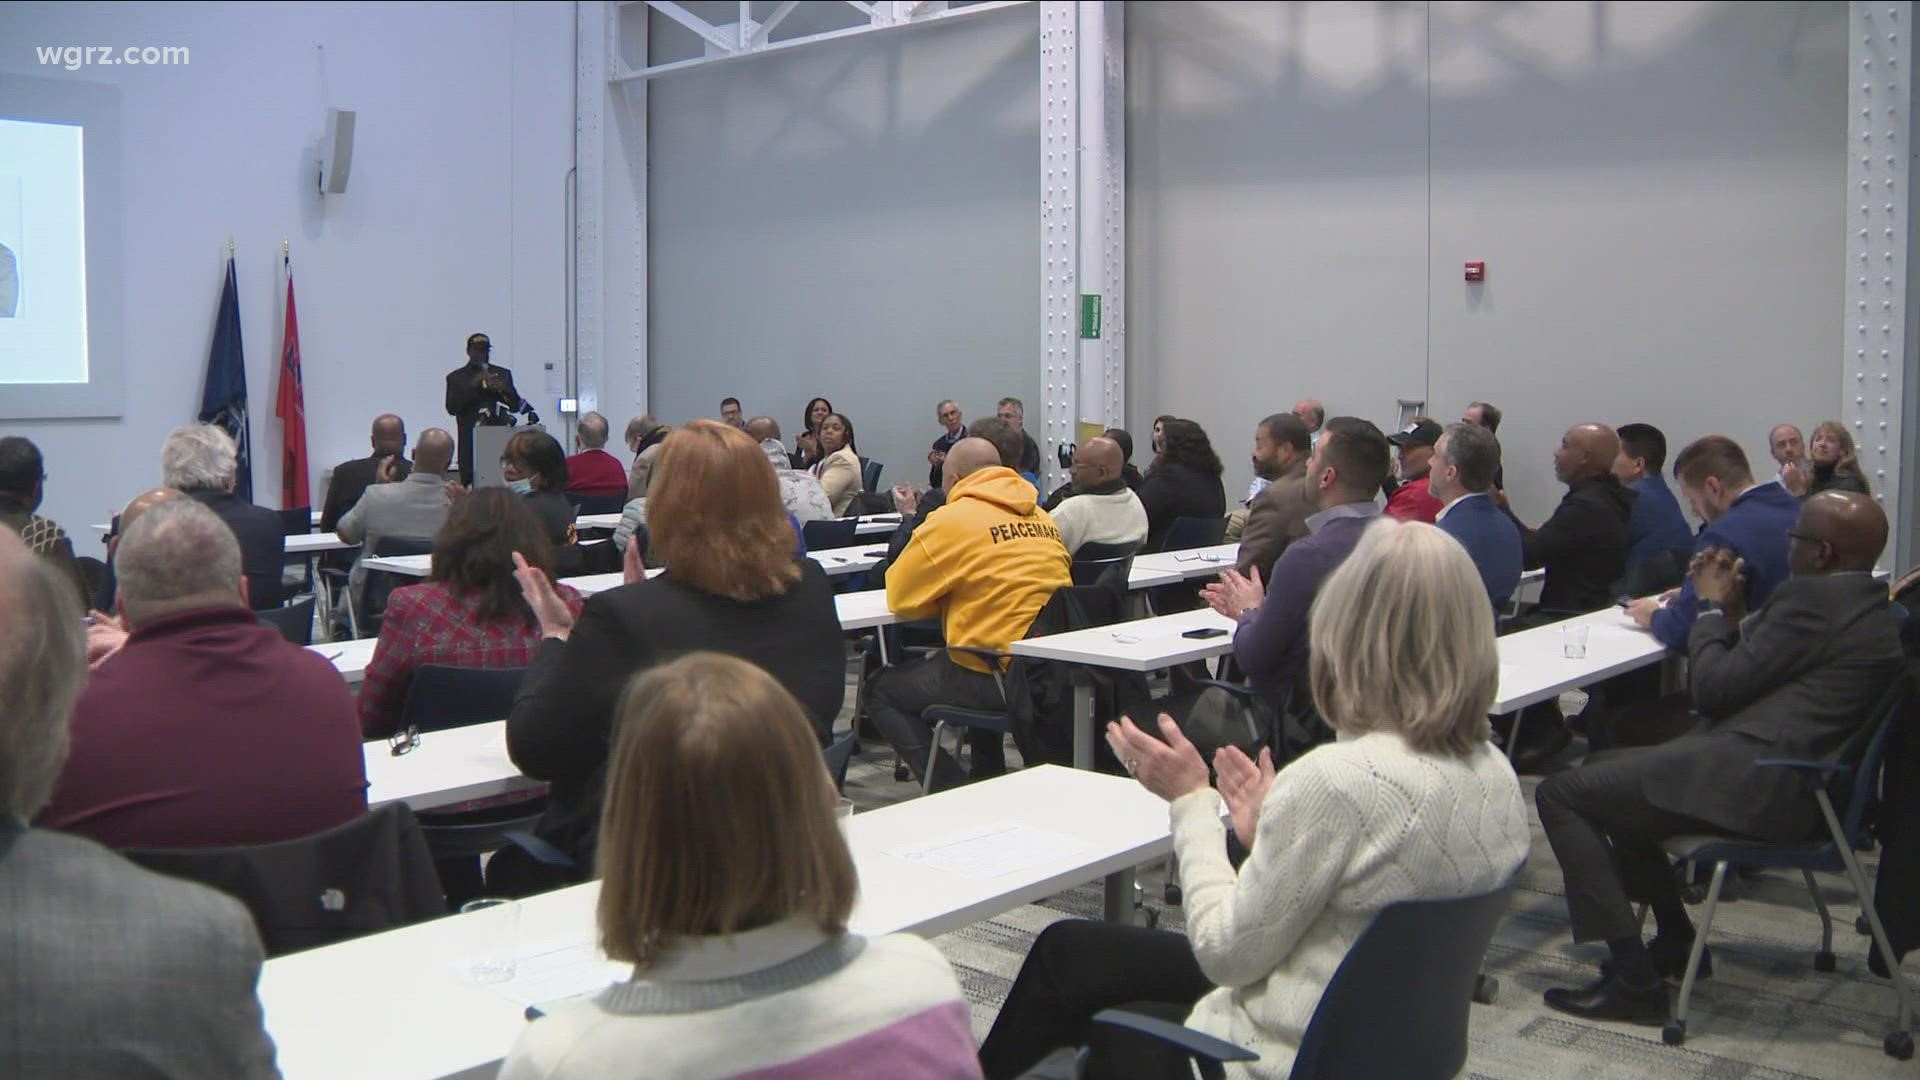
[834,666,1915,1079]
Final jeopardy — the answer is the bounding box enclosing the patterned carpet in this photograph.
[835,687,1916,1079]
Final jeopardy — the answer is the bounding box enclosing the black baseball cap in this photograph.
[1389,418,1443,448]
[467,333,491,350]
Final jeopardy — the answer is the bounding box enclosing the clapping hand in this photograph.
[513,552,575,640]
[1105,714,1210,804]
[1202,566,1265,619]
[622,535,648,585]
[376,455,401,483]
[892,483,918,517]
[1689,547,1747,615]
[1214,744,1276,849]
[85,610,129,669]
[442,480,470,504]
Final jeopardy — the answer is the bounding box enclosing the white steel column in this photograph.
[574,1,608,415]
[1850,3,1914,570]
[1039,1,1078,492]
[1075,2,1125,446]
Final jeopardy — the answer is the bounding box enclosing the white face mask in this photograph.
[507,478,534,496]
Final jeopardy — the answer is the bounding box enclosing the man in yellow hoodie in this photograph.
[871,437,1072,791]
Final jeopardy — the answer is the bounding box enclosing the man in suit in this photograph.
[1430,422,1522,612]
[445,332,525,486]
[929,399,965,488]
[336,428,456,597]
[1611,423,1693,580]
[1536,492,1904,1024]
[1462,400,1506,490]
[0,525,281,1078]
[1769,422,1811,497]
[1506,422,1635,616]
[161,423,285,609]
[319,413,412,533]
[1231,412,1314,583]
[997,397,1044,477]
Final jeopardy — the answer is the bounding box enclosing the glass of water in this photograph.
[460,898,521,984]
[835,797,855,842]
[1561,623,1590,660]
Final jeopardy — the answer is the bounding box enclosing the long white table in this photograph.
[364,721,542,812]
[257,765,1172,1080]
[574,511,902,536]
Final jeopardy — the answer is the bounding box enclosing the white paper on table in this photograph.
[455,936,629,1008]
[883,820,1097,881]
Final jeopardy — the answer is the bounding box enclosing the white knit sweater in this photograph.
[1171,730,1528,1079]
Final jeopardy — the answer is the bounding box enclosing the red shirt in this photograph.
[39,606,368,849]
[564,448,630,497]
[358,579,586,738]
[1385,477,1444,524]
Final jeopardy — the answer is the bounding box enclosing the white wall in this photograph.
[0,0,573,538]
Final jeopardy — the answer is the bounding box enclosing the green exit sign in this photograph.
[1080,294,1102,339]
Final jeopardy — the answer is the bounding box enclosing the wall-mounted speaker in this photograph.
[318,108,355,196]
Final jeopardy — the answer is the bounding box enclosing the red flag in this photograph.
[275,257,310,508]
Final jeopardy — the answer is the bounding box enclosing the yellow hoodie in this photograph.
[886,466,1073,673]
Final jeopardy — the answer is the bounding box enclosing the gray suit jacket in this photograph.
[1634,573,1905,840]
[0,822,280,1078]
[1235,460,1314,582]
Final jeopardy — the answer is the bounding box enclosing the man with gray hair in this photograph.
[0,526,281,1077]
[38,499,366,849]
[161,423,285,609]
[1430,422,1523,612]
[564,411,630,499]
[997,396,1043,476]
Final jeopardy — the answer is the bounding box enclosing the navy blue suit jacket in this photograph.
[1648,481,1800,650]
[1626,475,1695,568]
[1437,493,1523,613]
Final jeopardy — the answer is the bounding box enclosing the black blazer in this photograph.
[1519,475,1634,613]
[190,490,285,609]
[444,363,523,483]
[319,454,411,533]
[506,560,846,868]
[1629,574,1904,841]
[1137,460,1226,551]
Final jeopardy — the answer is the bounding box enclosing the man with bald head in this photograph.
[86,486,186,666]
[1512,422,1636,615]
[564,411,630,499]
[0,526,282,1076]
[1291,399,1326,447]
[1537,490,1903,1024]
[1050,436,1148,556]
[868,437,1071,791]
[320,413,412,532]
[337,428,457,598]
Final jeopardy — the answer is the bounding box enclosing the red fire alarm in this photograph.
[1464,260,1486,283]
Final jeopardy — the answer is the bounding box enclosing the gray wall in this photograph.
[646,6,1043,490]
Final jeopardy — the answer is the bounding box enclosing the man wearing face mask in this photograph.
[445,332,526,486]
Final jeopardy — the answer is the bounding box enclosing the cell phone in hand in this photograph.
[1182,627,1229,639]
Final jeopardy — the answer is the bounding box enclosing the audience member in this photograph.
[38,498,366,848]
[1431,422,1522,613]
[1104,427,1145,490]
[1050,436,1148,556]
[319,413,411,531]
[968,416,1040,494]
[1612,423,1694,571]
[86,488,185,649]
[1807,419,1872,497]
[719,396,745,428]
[624,415,672,500]
[997,396,1044,476]
[1509,423,1633,615]
[1626,436,1798,650]
[161,423,285,609]
[502,429,575,547]
[811,412,865,517]
[1384,417,1445,523]
[498,654,979,1080]
[1230,412,1313,583]
[792,396,834,469]
[979,519,1528,1079]
[0,523,280,1078]
[336,427,456,597]
[1150,414,1174,458]
[358,489,585,739]
[746,416,834,525]
[869,439,1070,792]
[563,412,630,498]
[1769,422,1810,497]
[1138,418,1227,551]
[507,421,844,876]
[1203,417,1389,716]
[1537,492,1902,1024]
[1291,399,1325,446]
[929,399,966,487]
[0,435,86,607]
[1462,401,1505,488]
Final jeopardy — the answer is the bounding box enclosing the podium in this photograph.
[470,422,546,489]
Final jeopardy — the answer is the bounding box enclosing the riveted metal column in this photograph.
[575,1,608,416]
[1075,2,1124,451]
[1097,2,1125,435]
[1039,1,1077,493]
[1850,3,1915,570]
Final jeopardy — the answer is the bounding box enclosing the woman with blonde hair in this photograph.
[502,420,845,884]
[977,518,1530,1079]
[499,653,981,1080]
[1807,419,1872,497]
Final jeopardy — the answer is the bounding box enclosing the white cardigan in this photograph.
[1172,730,1528,1079]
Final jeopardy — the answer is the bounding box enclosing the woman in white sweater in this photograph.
[978,518,1530,1079]
[500,652,981,1080]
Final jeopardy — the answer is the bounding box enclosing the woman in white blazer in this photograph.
[812,412,865,517]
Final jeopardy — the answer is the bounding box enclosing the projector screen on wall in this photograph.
[0,75,123,419]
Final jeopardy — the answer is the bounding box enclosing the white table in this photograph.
[285,533,357,555]
[854,514,903,536]
[1490,606,1666,715]
[312,639,378,685]
[359,553,433,577]
[257,765,1172,1080]
[1130,543,1239,582]
[364,721,543,812]
[809,542,888,578]
[96,509,327,534]
[573,512,622,530]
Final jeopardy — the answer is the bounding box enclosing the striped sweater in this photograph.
[499,918,981,1079]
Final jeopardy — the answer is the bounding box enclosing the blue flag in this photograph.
[200,255,252,500]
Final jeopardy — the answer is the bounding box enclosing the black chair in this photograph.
[258,597,316,646]
[825,728,858,792]
[803,518,858,551]
[1157,516,1227,553]
[861,458,884,494]
[568,491,627,516]
[1071,540,1140,589]
[122,803,447,956]
[396,664,527,736]
[360,536,436,636]
[279,505,315,598]
[415,796,551,909]
[1653,672,1917,1057]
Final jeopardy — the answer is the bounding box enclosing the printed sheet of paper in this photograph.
[456,937,628,1008]
[883,820,1097,881]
